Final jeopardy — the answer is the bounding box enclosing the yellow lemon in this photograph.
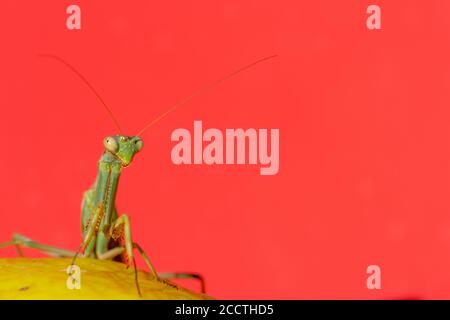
[0,258,212,300]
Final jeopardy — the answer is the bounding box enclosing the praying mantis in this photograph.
[0,53,277,297]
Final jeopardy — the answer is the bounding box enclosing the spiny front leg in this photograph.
[110,214,158,278]
[107,216,206,294]
[109,215,132,265]
[80,204,105,257]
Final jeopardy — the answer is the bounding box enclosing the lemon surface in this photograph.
[0,258,211,300]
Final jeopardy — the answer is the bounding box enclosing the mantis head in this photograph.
[103,135,143,167]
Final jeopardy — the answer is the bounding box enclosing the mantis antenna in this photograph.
[38,53,277,136]
[37,54,124,134]
[136,54,278,136]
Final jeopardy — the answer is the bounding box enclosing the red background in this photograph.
[1,0,450,299]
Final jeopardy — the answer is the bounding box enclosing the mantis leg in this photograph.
[109,215,206,293]
[96,243,206,293]
[96,246,124,260]
[110,214,134,266]
[132,242,158,278]
[109,215,159,278]
[158,272,206,293]
[133,242,206,293]
[132,241,205,293]
[0,234,76,257]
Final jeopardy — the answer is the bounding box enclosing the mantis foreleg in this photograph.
[81,204,104,256]
[110,215,205,292]
[109,215,159,276]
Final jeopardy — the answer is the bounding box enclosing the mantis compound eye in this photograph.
[104,136,119,153]
[134,138,143,152]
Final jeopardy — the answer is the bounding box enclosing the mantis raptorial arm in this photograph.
[81,204,104,256]
[110,215,134,267]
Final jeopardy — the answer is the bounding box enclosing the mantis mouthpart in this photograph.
[0,53,277,297]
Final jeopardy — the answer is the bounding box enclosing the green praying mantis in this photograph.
[0,53,277,296]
